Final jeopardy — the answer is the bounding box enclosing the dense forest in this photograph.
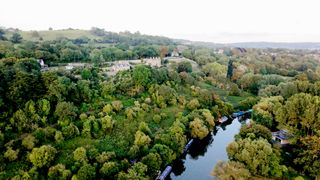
[1,27,320,179]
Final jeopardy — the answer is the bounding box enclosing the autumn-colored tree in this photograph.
[189,118,209,139]
[112,100,123,112]
[187,98,200,110]
[212,161,251,180]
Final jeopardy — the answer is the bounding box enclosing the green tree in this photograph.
[99,162,119,177]
[227,138,286,177]
[141,153,162,175]
[101,115,113,132]
[77,164,96,180]
[73,147,88,164]
[177,61,192,73]
[153,114,161,123]
[294,136,320,176]
[48,164,72,180]
[202,62,227,78]
[237,123,272,142]
[150,144,176,165]
[117,162,148,180]
[22,134,36,150]
[253,96,284,129]
[132,65,152,86]
[55,131,64,143]
[96,151,116,164]
[275,93,320,137]
[10,109,30,132]
[89,49,104,62]
[54,101,78,126]
[227,59,234,79]
[0,28,6,40]
[4,147,19,161]
[37,99,51,117]
[10,32,23,43]
[134,130,151,147]
[29,145,57,168]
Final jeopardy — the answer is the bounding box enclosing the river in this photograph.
[169,117,247,179]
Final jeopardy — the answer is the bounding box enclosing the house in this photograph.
[218,116,228,123]
[66,65,74,70]
[272,130,293,145]
[37,59,49,71]
[65,63,86,70]
[171,48,179,57]
[217,49,224,54]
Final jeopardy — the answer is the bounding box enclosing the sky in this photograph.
[1,0,320,43]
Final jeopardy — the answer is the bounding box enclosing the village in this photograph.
[38,49,199,77]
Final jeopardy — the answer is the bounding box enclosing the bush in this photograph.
[153,115,161,123]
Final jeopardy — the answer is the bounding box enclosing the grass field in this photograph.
[5,29,102,41]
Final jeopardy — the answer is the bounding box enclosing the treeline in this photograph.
[0,27,181,64]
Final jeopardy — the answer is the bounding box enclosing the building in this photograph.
[272,130,293,145]
[38,59,49,71]
[171,48,180,57]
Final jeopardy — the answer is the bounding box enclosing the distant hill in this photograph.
[228,42,320,49]
[3,27,320,49]
[2,28,174,46]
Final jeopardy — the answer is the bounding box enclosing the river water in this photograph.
[169,117,246,180]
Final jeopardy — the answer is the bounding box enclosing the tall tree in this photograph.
[10,32,23,43]
[227,138,286,177]
[226,59,233,79]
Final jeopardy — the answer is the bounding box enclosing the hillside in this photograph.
[229,42,320,49]
[20,29,101,41]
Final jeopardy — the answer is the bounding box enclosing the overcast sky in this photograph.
[1,0,320,43]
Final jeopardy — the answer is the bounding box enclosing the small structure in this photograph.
[232,111,244,118]
[217,49,224,54]
[272,130,293,145]
[183,139,194,153]
[156,166,172,180]
[65,63,87,70]
[232,109,252,118]
[171,48,179,57]
[38,59,48,71]
[65,65,74,70]
[218,116,228,124]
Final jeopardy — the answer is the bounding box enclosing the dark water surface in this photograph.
[170,118,244,180]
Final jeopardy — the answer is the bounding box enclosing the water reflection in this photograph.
[170,117,245,180]
[171,158,185,176]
